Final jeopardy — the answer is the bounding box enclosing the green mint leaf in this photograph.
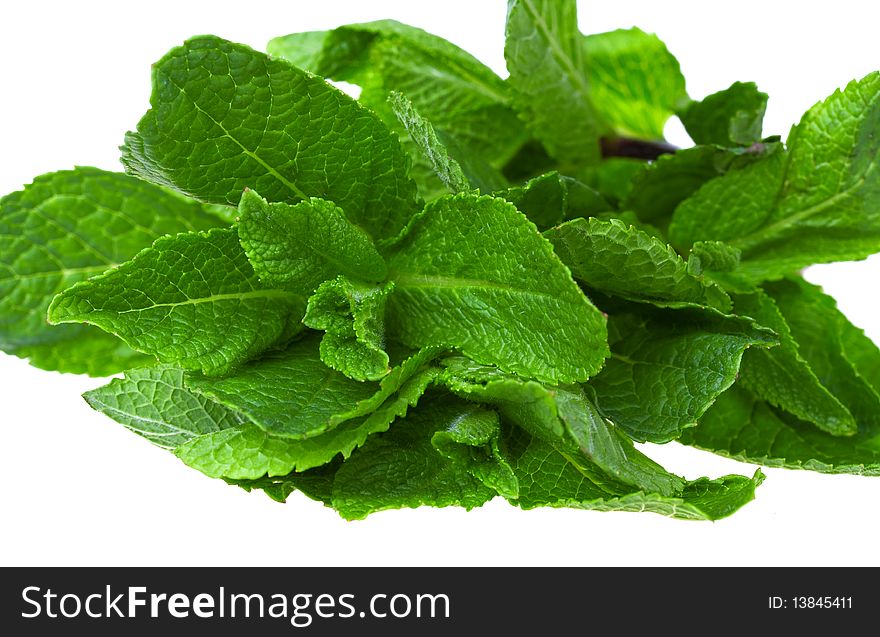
[430,406,519,500]
[593,158,643,204]
[624,145,738,226]
[14,334,151,378]
[121,36,420,240]
[329,394,498,520]
[495,171,611,230]
[687,241,742,276]
[265,30,327,72]
[184,334,379,439]
[838,312,880,396]
[669,146,787,248]
[505,0,603,167]
[439,357,683,496]
[764,277,880,432]
[583,28,687,140]
[303,277,394,382]
[226,460,341,504]
[0,168,221,375]
[269,21,526,170]
[546,217,731,311]
[386,193,609,384]
[681,384,880,475]
[184,333,440,438]
[237,189,387,294]
[671,73,880,281]
[388,92,471,194]
[589,305,777,443]
[48,228,304,375]
[176,366,436,478]
[679,82,768,147]
[735,289,857,436]
[505,427,763,520]
[83,365,244,450]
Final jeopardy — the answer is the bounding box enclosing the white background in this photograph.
[2,0,879,567]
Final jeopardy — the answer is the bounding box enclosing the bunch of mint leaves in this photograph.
[2,0,879,521]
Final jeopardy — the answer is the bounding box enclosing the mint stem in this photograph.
[600,137,678,160]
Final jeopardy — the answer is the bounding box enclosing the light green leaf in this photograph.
[681,384,880,475]
[237,190,387,295]
[0,167,221,375]
[268,21,526,169]
[185,333,378,439]
[735,289,856,436]
[386,193,609,384]
[505,0,602,167]
[431,406,518,500]
[330,394,499,519]
[495,171,610,230]
[589,305,777,443]
[266,30,327,71]
[687,241,741,276]
[439,356,683,496]
[679,81,767,147]
[546,217,731,311]
[83,366,244,450]
[670,73,880,281]
[583,27,687,140]
[185,333,440,436]
[669,147,787,248]
[765,277,880,432]
[388,91,471,194]
[624,145,738,225]
[303,277,394,382]
[48,228,304,375]
[506,426,763,520]
[121,36,420,240]
[176,367,437,478]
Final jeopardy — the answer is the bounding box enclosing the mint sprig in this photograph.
[3,1,879,520]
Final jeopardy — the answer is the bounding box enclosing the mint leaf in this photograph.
[439,357,684,496]
[225,462,340,505]
[84,365,244,449]
[121,36,420,240]
[765,277,880,432]
[330,394,498,519]
[431,406,518,500]
[669,147,787,248]
[386,193,609,384]
[387,92,507,197]
[505,0,603,167]
[682,384,880,475]
[388,92,471,194]
[589,305,777,443]
[495,171,611,230]
[687,241,741,276]
[176,366,436,478]
[583,28,687,140]
[546,217,731,311]
[269,21,527,169]
[735,289,857,436]
[671,73,880,281]
[48,228,304,375]
[0,168,221,375]
[506,427,763,520]
[184,334,378,439]
[303,277,394,381]
[679,82,768,147]
[624,146,737,225]
[237,189,386,295]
